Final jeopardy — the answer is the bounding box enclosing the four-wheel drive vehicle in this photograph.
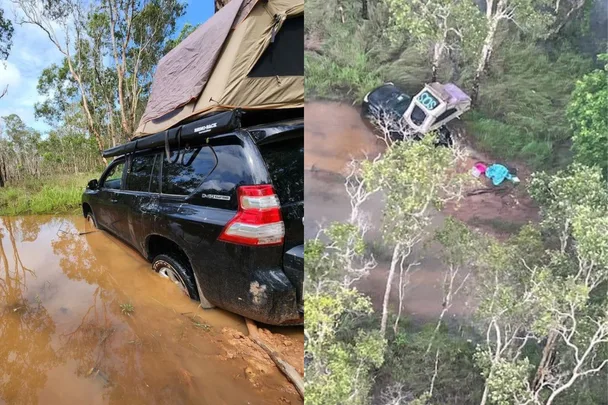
[82,111,304,325]
[361,82,471,146]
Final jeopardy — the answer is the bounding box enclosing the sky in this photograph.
[0,0,214,133]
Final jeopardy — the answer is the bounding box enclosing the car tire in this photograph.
[85,210,98,229]
[152,254,200,301]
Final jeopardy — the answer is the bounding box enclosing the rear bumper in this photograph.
[193,244,303,325]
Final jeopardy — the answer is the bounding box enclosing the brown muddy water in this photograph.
[0,215,302,405]
[305,101,474,320]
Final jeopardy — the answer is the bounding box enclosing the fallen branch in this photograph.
[245,318,304,399]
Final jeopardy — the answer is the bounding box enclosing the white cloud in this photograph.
[0,61,22,89]
[0,0,62,134]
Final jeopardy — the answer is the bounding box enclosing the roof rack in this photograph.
[102,109,242,158]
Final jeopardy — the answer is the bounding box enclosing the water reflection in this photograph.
[0,216,302,404]
[0,218,59,405]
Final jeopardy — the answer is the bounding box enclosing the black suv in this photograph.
[82,111,304,325]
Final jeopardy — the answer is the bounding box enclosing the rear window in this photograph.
[162,146,217,195]
[257,135,304,205]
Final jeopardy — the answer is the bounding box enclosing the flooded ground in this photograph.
[305,101,538,320]
[0,215,303,405]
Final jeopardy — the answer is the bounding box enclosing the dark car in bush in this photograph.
[361,82,471,146]
[82,112,304,325]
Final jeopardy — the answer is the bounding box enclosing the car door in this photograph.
[121,151,162,254]
[96,158,126,232]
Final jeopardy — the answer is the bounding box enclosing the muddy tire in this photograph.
[86,211,98,229]
[152,254,199,301]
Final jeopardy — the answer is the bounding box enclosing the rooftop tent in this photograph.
[134,0,304,138]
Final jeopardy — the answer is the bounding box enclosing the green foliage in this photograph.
[164,22,199,53]
[466,42,593,169]
[305,53,383,102]
[305,288,386,405]
[530,163,608,270]
[306,221,387,405]
[120,302,134,316]
[304,0,384,101]
[0,173,95,215]
[0,7,14,60]
[474,350,534,405]
[361,135,465,243]
[567,53,608,178]
[381,324,483,404]
[384,0,484,62]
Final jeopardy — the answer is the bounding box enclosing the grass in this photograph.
[0,172,96,216]
[305,52,383,103]
[120,303,135,316]
[190,315,212,331]
[468,216,525,235]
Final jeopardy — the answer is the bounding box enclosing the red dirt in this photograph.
[445,148,540,239]
[219,327,304,403]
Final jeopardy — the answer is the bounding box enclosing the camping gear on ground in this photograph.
[135,0,304,137]
[471,162,487,178]
[485,164,513,186]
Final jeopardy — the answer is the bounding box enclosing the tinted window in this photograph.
[101,160,125,189]
[150,153,161,193]
[258,135,304,204]
[162,146,217,195]
[368,85,402,104]
[436,108,457,123]
[411,106,427,126]
[387,93,412,116]
[248,16,304,77]
[126,154,157,192]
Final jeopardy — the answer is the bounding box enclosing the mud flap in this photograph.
[193,271,215,309]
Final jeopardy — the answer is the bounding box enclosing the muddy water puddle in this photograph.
[0,215,302,405]
[305,101,473,320]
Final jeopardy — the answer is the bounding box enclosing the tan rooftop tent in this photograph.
[135,0,304,137]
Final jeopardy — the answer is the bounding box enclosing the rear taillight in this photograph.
[218,185,284,246]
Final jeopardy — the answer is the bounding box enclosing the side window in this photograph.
[101,160,125,190]
[257,135,304,205]
[150,153,161,193]
[436,108,458,123]
[162,146,217,195]
[126,153,157,192]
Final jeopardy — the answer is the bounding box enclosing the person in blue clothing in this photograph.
[474,162,520,186]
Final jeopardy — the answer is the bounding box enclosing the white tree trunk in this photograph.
[471,0,504,104]
[380,243,402,336]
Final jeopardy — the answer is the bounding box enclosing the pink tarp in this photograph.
[138,0,245,127]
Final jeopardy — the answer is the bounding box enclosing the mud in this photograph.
[304,101,539,320]
[0,215,302,405]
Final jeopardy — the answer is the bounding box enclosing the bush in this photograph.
[0,173,94,215]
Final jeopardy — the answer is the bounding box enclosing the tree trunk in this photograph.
[471,3,502,105]
[431,42,443,82]
[380,243,402,336]
[532,330,558,390]
[0,155,4,188]
[361,0,368,20]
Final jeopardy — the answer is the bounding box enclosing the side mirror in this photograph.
[87,179,98,190]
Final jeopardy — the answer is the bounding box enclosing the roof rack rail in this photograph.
[103,109,242,158]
